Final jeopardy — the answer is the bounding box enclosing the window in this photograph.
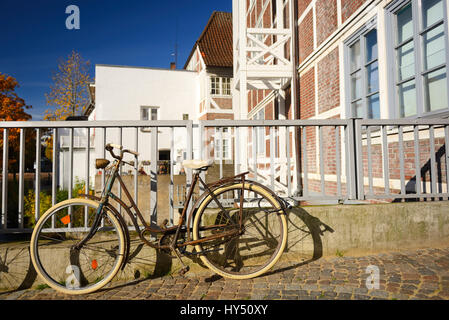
[215,139,230,160]
[141,106,158,121]
[387,0,449,117]
[210,77,232,96]
[222,78,231,95]
[214,127,231,160]
[211,77,220,95]
[141,106,158,132]
[345,21,380,118]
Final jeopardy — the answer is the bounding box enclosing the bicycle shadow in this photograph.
[266,206,334,275]
[0,235,39,295]
[202,206,334,282]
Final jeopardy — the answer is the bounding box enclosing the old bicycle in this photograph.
[30,143,288,295]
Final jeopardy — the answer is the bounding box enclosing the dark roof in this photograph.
[184,11,233,69]
[66,115,88,121]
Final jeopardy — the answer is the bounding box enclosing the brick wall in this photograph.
[298,0,313,18]
[212,97,232,109]
[304,126,317,173]
[199,113,234,120]
[299,67,315,119]
[285,86,293,120]
[298,10,314,64]
[315,0,338,47]
[341,0,368,24]
[317,47,340,114]
[322,122,340,175]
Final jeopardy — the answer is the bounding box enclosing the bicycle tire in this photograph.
[30,198,125,295]
[192,182,287,279]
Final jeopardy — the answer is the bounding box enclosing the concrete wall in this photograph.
[286,201,449,259]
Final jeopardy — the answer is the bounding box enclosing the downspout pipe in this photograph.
[290,0,302,197]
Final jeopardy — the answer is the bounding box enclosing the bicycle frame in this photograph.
[82,158,250,253]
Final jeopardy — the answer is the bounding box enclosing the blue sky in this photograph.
[0,0,232,120]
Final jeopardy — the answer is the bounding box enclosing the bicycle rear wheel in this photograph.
[30,199,125,295]
[192,182,287,279]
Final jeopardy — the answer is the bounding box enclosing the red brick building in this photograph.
[233,0,449,201]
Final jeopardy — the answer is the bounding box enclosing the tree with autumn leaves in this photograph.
[44,50,92,121]
[43,50,92,159]
[0,73,34,173]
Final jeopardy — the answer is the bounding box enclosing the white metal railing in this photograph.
[1,118,449,233]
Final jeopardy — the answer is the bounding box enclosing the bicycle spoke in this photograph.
[193,183,287,278]
[31,200,125,294]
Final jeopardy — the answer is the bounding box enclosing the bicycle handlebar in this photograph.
[107,143,122,150]
[105,143,139,160]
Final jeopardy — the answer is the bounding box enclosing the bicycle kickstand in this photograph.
[171,246,190,276]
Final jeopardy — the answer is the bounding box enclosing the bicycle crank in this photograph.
[183,247,223,256]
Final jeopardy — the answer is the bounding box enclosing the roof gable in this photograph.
[184,11,233,69]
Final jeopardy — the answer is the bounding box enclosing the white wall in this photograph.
[95,65,198,124]
[58,128,96,191]
[94,65,200,173]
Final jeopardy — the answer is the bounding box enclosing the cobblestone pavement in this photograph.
[1,247,449,301]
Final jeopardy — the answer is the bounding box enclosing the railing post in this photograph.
[149,125,158,228]
[2,129,9,229]
[354,118,364,200]
[199,121,206,192]
[234,126,240,176]
[35,128,41,223]
[186,121,194,226]
[346,118,361,201]
[18,129,25,229]
[169,126,175,226]
[52,128,58,206]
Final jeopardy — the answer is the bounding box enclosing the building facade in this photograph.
[232,0,449,200]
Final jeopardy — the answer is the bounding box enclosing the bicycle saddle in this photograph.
[96,158,110,169]
[182,159,214,170]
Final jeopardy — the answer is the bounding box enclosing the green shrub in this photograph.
[23,178,93,228]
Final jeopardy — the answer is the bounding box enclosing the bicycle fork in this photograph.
[168,171,201,275]
[72,202,106,251]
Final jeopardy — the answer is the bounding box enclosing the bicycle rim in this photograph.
[30,199,125,295]
[192,183,287,279]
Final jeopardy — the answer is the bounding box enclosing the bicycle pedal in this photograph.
[178,266,190,276]
[160,219,168,230]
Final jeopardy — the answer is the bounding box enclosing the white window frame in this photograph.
[210,77,220,95]
[214,127,232,160]
[210,77,232,96]
[140,106,159,132]
[222,77,231,95]
[385,0,449,118]
[344,18,380,119]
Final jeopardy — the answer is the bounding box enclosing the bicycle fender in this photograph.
[186,179,286,229]
[240,179,288,214]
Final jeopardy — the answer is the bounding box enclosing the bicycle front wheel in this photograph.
[30,198,125,295]
[192,182,288,279]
